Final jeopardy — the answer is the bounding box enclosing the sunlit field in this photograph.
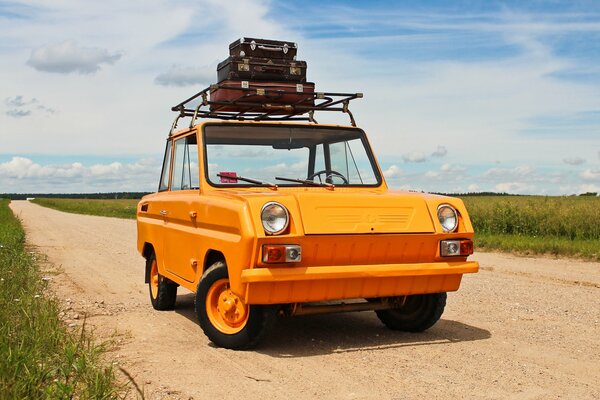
[463,195,600,260]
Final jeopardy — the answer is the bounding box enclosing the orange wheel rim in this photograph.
[206,278,249,334]
[150,259,159,299]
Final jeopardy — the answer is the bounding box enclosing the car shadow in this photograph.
[173,293,491,357]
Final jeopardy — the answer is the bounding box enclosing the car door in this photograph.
[162,133,201,282]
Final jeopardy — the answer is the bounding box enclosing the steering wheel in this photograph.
[307,169,349,184]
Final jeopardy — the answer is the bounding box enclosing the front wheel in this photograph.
[147,253,177,310]
[195,261,278,350]
[375,293,447,332]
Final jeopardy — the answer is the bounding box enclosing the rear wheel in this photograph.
[375,293,447,332]
[195,261,277,350]
[147,253,177,310]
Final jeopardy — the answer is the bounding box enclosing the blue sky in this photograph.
[1,0,599,194]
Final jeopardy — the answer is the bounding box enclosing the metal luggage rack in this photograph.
[169,82,363,134]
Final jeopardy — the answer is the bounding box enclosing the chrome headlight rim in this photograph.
[261,201,289,235]
[437,204,458,233]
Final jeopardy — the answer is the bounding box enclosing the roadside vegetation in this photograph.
[0,199,125,399]
[31,198,138,220]
[462,195,600,260]
[27,195,600,260]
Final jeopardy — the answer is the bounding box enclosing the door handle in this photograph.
[159,210,168,216]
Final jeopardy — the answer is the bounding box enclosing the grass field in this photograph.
[27,195,600,260]
[0,199,124,399]
[32,198,138,219]
[462,196,600,260]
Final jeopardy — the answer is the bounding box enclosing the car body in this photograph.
[137,120,479,349]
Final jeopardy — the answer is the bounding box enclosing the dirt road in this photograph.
[9,200,600,400]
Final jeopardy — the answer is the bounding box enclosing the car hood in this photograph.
[292,191,435,234]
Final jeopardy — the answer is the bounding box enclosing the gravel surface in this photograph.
[10,200,600,400]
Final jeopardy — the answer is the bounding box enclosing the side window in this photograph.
[329,139,378,184]
[171,135,200,191]
[158,140,172,192]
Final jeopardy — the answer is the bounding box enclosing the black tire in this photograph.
[375,292,447,332]
[147,253,177,311]
[195,261,278,350]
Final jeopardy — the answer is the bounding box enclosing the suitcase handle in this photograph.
[256,65,286,73]
[250,40,289,54]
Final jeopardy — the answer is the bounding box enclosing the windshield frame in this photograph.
[201,122,383,189]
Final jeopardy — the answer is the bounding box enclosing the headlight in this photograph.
[437,204,458,233]
[261,202,289,235]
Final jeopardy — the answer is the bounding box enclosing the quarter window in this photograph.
[158,140,172,192]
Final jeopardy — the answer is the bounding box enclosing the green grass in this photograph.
[0,199,126,399]
[31,198,138,220]
[462,196,600,260]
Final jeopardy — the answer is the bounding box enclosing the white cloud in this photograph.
[155,64,215,87]
[440,163,465,173]
[494,182,531,193]
[563,157,586,166]
[27,40,121,74]
[402,152,427,163]
[383,165,401,178]
[0,157,160,193]
[467,183,480,192]
[484,165,534,178]
[580,168,600,181]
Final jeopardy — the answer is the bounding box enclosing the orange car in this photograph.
[137,86,478,349]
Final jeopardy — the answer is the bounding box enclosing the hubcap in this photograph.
[206,278,249,334]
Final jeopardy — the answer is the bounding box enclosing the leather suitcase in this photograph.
[229,37,298,60]
[210,80,315,113]
[217,56,307,83]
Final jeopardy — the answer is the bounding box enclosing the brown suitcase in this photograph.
[217,56,307,83]
[210,80,315,113]
[229,37,298,60]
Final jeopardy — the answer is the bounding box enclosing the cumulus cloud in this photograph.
[155,64,214,87]
[27,40,121,74]
[402,152,427,163]
[580,168,600,181]
[484,165,534,178]
[5,96,54,118]
[494,182,531,193]
[467,183,480,192]
[440,163,465,173]
[431,146,447,158]
[383,165,401,178]
[0,157,160,192]
[563,157,586,166]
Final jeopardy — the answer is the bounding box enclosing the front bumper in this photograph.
[241,261,479,304]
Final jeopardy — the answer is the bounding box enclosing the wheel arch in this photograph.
[204,249,226,276]
[143,242,155,283]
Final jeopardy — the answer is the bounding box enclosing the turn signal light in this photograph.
[262,245,302,263]
[440,239,474,257]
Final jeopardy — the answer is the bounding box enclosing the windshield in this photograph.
[204,124,381,187]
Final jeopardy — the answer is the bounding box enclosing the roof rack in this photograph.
[169,82,363,134]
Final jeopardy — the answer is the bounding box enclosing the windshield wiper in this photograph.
[275,176,334,188]
[217,173,277,187]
